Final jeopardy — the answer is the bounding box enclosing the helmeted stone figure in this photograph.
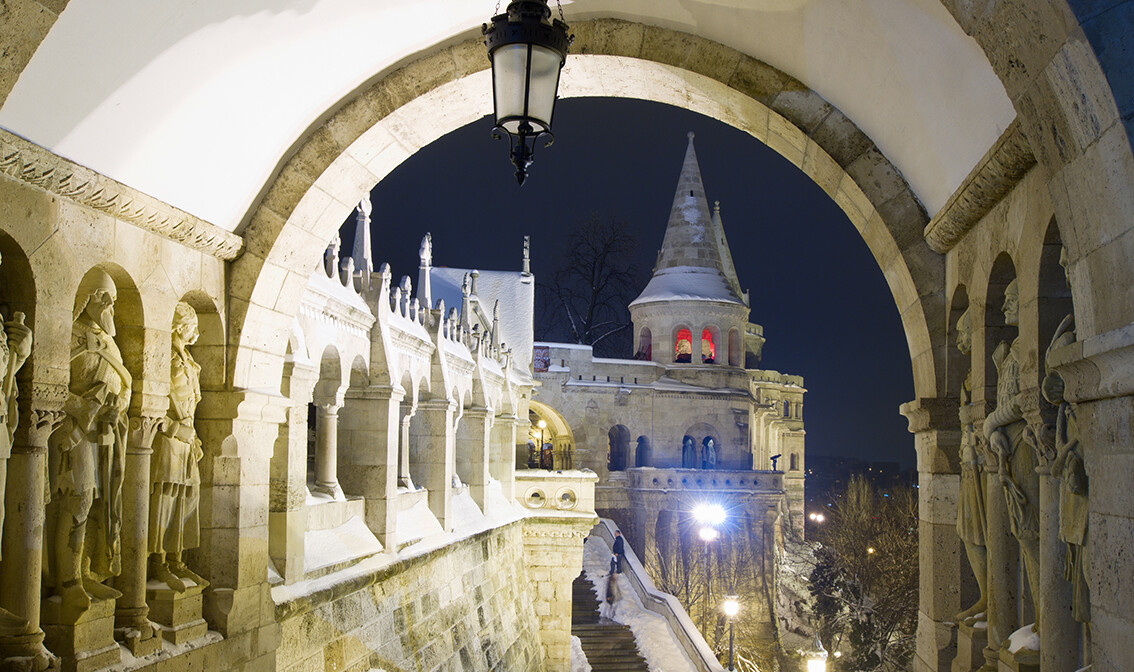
[982,279,1041,629]
[954,308,988,622]
[47,269,129,622]
[0,251,34,634]
[682,436,696,469]
[148,302,208,591]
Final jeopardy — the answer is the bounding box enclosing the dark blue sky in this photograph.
[356,97,915,467]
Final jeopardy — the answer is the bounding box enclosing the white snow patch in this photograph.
[304,516,383,573]
[582,537,699,672]
[570,635,592,672]
[682,195,705,238]
[631,266,739,305]
[1007,624,1040,653]
[396,496,444,544]
[451,487,487,530]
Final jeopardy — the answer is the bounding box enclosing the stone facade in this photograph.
[1,3,1134,672]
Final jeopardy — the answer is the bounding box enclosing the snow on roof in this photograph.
[629,265,742,306]
[429,267,535,368]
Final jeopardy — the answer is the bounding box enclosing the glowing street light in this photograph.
[692,503,727,527]
[867,546,876,555]
[804,634,828,672]
[722,596,740,672]
[698,526,719,543]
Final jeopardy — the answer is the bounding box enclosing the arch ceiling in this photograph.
[0,0,1013,228]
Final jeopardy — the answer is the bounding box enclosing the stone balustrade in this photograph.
[626,467,783,493]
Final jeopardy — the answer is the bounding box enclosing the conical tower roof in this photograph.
[630,133,746,307]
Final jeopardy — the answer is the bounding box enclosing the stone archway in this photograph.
[227,20,946,404]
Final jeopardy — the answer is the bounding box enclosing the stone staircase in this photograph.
[572,572,651,671]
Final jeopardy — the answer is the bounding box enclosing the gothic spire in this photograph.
[712,201,748,307]
[631,133,744,307]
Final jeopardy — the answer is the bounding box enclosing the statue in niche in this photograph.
[681,436,696,469]
[1044,252,1089,624]
[0,251,34,633]
[701,437,717,470]
[47,269,129,622]
[981,279,1041,631]
[953,308,988,623]
[149,302,208,591]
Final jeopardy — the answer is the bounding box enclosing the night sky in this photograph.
[352,97,915,468]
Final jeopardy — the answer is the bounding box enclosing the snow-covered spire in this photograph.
[418,232,432,311]
[352,198,373,275]
[630,133,745,307]
[522,236,530,275]
[491,300,502,352]
[712,201,748,307]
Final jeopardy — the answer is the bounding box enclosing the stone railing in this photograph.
[515,469,599,518]
[627,467,783,493]
[592,518,725,672]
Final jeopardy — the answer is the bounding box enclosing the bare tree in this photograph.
[809,475,918,671]
[537,214,641,355]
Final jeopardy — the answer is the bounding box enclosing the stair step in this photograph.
[571,572,650,672]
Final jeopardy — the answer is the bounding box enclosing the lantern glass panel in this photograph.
[524,44,562,130]
[492,43,530,133]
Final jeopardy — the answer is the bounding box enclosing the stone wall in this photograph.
[274,521,543,672]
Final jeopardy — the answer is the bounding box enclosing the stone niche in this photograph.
[273,521,542,672]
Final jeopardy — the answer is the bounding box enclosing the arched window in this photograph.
[635,436,651,467]
[637,327,653,360]
[608,425,631,472]
[701,328,716,363]
[728,328,740,366]
[783,400,790,417]
[674,328,692,363]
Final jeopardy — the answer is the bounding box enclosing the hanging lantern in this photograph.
[483,0,571,185]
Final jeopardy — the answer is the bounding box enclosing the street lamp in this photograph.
[483,0,571,185]
[722,596,739,672]
[693,503,727,527]
[804,634,828,672]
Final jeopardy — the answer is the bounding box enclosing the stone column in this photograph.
[414,399,455,530]
[455,406,491,510]
[900,398,963,672]
[492,413,518,501]
[1020,399,1076,672]
[112,414,164,656]
[398,402,415,489]
[0,405,63,672]
[982,463,1019,671]
[312,401,344,499]
[338,384,403,548]
[269,359,316,584]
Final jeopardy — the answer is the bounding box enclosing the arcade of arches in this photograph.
[0,2,1133,671]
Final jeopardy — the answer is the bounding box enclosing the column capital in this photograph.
[12,407,65,453]
[126,414,166,454]
[899,397,959,433]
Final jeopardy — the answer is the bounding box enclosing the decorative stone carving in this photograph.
[46,269,129,623]
[0,129,243,261]
[0,252,33,634]
[981,279,1041,632]
[954,308,988,623]
[149,302,208,592]
[1044,313,1089,624]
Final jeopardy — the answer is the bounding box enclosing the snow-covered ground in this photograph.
[581,536,699,672]
[570,635,592,672]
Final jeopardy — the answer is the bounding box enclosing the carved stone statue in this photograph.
[954,308,988,623]
[701,437,717,470]
[149,302,208,591]
[1044,298,1089,624]
[47,269,129,622]
[981,279,1041,630]
[0,251,34,634]
[681,436,696,469]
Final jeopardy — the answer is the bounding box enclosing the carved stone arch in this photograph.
[227,20,945,403]
[980,253,1019,402]
[177,290,226,392]
[947,285,971,401]
[348,354,368,389]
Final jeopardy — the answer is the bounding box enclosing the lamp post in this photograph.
[692,503,726,639]
[482,0,571,185]
[722,596,739,672]
[537,418,548,469]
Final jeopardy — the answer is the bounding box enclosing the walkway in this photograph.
[572,572,651,671]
